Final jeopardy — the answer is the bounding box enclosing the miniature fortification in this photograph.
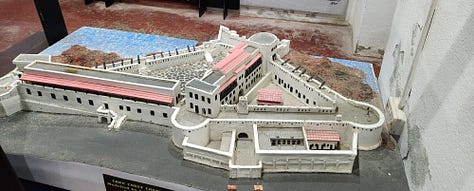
[0,26,384,178]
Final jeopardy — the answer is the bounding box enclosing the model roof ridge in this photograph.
[245,53,262,69]
[305,130,341,142]
[219,76,237,93]
[187,78,218,93]
[25,61,179,89]
[20,73,174,105]
[212,44,251,74]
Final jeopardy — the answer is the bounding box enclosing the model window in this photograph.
[201,96,205,101]
[126,106,131,111]
[88,100,94,106]
[189,92,192,97]
[190,102,193,109]
[163,113,168,118]
[51,93,56,99]
[104,103,109,109]
[194,93,198,100]
[208,108,211,115]
[26,88,31,95]
[63,95,68,101]
[76,98,82,103]
[150,110,155,116]
[207,98,210,104]
[37,91,42,96]
[119,105,123,110]
[137,108,142,113]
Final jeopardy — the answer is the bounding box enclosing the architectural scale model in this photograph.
[0,26,384,178]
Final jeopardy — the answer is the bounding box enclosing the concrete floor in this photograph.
[0,111,409,191]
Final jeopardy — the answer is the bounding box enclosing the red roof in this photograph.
[257,88,282,105]
[306,130,340,142]
[234,63,247,75]
[234,53,262,75]
[245,53,262,69]
[219,76,237,93]
[213,44,250,74]
[20,73,174,105]
[231,42,246,52]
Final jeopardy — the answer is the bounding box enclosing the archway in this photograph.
[100,117,108,123]
[237,132,249,139]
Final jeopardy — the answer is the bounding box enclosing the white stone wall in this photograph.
[378,0,474,190]
[208,121,254,141]
[18,83,175,126]
[23,68,178,100]
[185,86,219,117]
[258,152,355,173]
[0,74,22,117]
[0,87,22,117]
[241,0,348,16]
[276,40,290,58]
[217,26,246,46]
[144,51,205,71]
[228,160,262,178]
[269,61,336,108]
[254,128,358,173]
[182,136,232,170]
[185,125,210,147]
[346,0,397,56]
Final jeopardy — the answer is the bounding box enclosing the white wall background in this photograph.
[241,0,348,16]
[378,0,474,190]
[346,0,397,56]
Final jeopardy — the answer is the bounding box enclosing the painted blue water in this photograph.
[40,27,198,58]
[312,56,378,91]
[39,27,377,91]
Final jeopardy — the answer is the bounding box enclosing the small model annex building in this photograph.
[0,26,384,178]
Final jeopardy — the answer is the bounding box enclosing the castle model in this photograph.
[0,26,384,178]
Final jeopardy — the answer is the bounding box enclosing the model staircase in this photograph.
[96,105,127,131]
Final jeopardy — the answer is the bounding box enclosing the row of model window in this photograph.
[221,67,263,105]
[25,88,168,118]
[271,63,332,102]
[275,75,320,106]
[309,143,337,150]
[270,45,278,52]
[118,104,167,118]
[270,138,303,146]
[189,92,212,104]
[189,102,212,115]
[26,88,95,106]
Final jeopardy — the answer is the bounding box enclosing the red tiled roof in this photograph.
[234,63,247,75]
[20,73,174,105]
[306,130,340,142]
[245,53,262,69]
[219,76,237,93]
[213,44,250,74]
[231,42,246,52]
[257,88,282,105]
